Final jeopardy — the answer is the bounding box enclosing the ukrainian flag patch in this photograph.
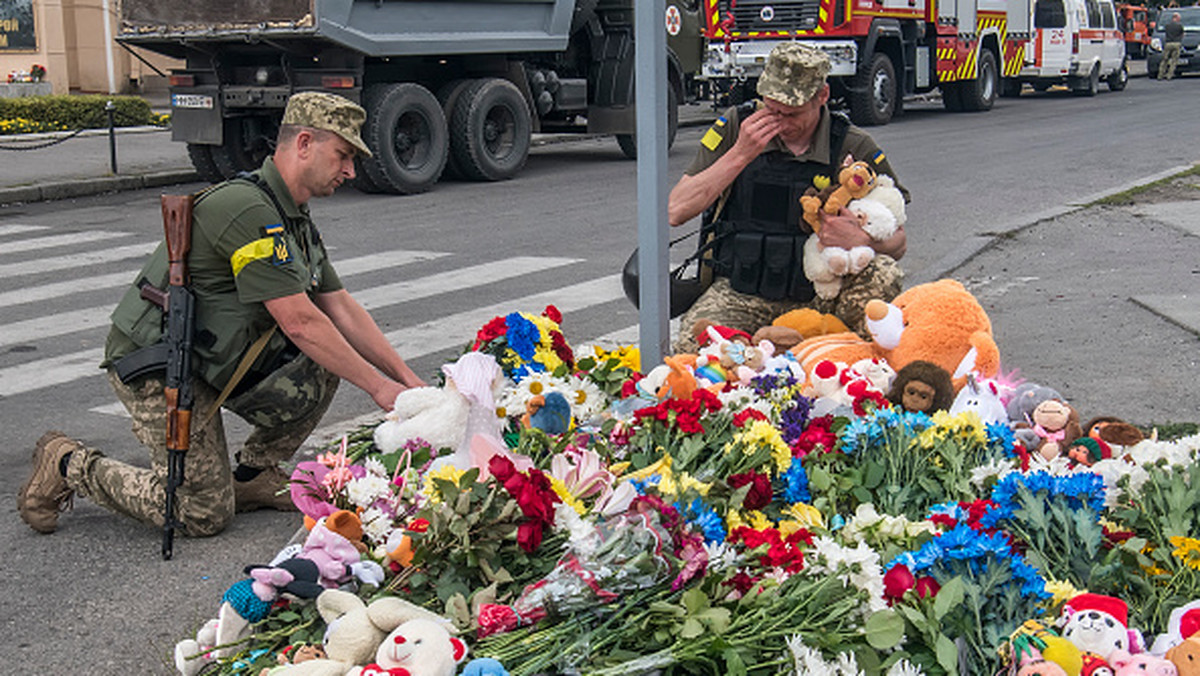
[701,117,727,151]
[265,224,291,266]
[872,149,886,165]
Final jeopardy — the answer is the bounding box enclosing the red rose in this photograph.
[543,305,563,323]
[475,316,508,346]
[727,472,773,511]
[915,576,941,599]
[516,520,544,552]
[476,603,520,638]
[883,564,916,601]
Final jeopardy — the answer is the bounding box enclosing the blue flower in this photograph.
[782,459,810,503]
[928,501,965,522]
[904,411,933,432]
[504,312,540,360]
[677,499,727,544]
[986,421,1016,455]
[629,475,662,494]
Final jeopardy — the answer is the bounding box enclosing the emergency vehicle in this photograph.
[699,0,1032,125]
[1018,0,1127,95]
[1117,3,1153,58]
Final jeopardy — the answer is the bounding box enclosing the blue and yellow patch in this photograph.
[229,224,290,276]
[872,149,886,165]
[701,116,727,151]
[265,224,291,266]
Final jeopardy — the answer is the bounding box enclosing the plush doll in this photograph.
[799,160,879,230]
[1166,636,1200,676]
[1108,649,1178,675]
[1151,600,1200,655]
[1009,619,1085,676]
[887,360,955,414]
[261,645,329,676]
[695,325,769,386]
[803,174,906,300]
[1020,399,1083,464]
[949,374,1009,424]
[300,512,384,589]
[1068,437,1112,467]
[791,279,1000,390]
[1059,593,1139,659]
[753,308,849,352]
[374,352,505,468]
[349,618,467,676]
[1081,652,1118,676]
[270,589,453,676]
[1084,416,1146,455]
[520,391,572,434]
[1007,383,1064,439]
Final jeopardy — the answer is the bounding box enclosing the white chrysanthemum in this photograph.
[360,506,394,545]
[703,541,741,572]
[555,503,600,558]
[345,473,393,509]
[807,537,886,615]
[565,375,607,422]
[496,371,572,419]
[1127,434,1200,467]
[1090,457,1150,508]
[833,651,862,675]
[363,456,387,477]
[885,659,925,676]
[717,385,759,411]
[970,457,1015,491]
[785,636,864,676]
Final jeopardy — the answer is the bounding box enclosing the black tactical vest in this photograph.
[710,114,849,302]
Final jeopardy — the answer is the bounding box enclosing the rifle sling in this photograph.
[199,325,277,429]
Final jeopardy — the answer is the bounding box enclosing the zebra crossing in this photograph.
[0,223,650,406]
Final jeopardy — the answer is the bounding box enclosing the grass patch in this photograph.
[1090,164,1200,206]
[1140,422,1200,441]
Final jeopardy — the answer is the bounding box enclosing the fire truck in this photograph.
[700,0,1031,125]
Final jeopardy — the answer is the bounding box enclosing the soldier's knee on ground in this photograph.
[178,493,236,537]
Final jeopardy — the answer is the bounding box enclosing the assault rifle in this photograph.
[160,194,195,560]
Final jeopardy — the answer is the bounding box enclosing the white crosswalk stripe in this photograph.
[0,226,632,400]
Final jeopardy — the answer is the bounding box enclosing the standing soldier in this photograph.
[18,92,425,537]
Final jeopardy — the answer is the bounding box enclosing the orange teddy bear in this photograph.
[800,161,878,231]
[791,279,1000,392]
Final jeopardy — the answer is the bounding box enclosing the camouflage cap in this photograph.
[281,91,372,158]
[756,43,831,107]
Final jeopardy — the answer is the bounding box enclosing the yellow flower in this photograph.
[549,476,586,515]
[534,346,564,371]
[726,509,772,531]
[1171,536,1200,571]
[624,453,672,481]
[1043,579,1085,608]
[676,472,712,497]
[421,465,466,502]
[657,468,679,498]
[594,345,641,371]
[782,502,825,529]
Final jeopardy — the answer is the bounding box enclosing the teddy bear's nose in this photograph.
[394,635,407,644]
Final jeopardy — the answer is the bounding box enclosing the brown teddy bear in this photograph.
[800,160,878,231]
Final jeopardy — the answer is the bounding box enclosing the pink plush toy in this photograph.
[301,516,368,588]
[1109,649,1179,676]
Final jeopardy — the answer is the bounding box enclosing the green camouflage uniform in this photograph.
[71,92,370,535]
[673,43,907,354]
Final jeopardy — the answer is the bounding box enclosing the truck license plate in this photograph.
[172,94,214,109]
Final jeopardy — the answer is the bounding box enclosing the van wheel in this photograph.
[961,49,998,111]
[849,53,896,126]
[1073,65,1099,97]
[361,82,449,194]
[1107,61,1129,91]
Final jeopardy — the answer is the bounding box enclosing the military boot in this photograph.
[17,431,79,533]
[233,465,298,513]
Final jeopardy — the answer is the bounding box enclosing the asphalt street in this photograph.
[1,61,1199,674]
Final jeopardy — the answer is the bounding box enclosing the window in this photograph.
[1035,0,1067,28]
[1101,2,1116,29]
[1085,0,1101,28]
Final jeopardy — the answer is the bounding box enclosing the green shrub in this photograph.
[0,94,161,131]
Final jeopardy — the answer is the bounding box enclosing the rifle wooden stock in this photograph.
[160,193,196,561]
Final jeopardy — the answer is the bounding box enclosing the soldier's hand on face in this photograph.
[733,107,784,159]
[816,209,872,250]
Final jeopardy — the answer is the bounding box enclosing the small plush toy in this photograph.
[754,308,849,352]
[1009,619,1084,676]
[887,360,955,414]
[374,352,505,467]
[1081,652,1117,676]
[1151,600,1200,655]
[1084,416,1146,455]
[300,512,383,589]
[1021,399,1083,464]
[800,160,879,230]
[803,174,906,300]
[792,279,1000,390]
[1166,636,1200,676]
[1068,437,1112,467]
[695,325,769,386]
[349,618,467,676]
[1008,383,1065,428]
[949,374,1009,424]
[1059,593,1138,658]
[521,391,572,434]
[1108,649,1178,675]
[261,644,329,676]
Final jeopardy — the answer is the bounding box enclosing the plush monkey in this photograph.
[887,360,955,414]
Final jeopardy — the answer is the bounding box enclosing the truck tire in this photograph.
[849,53,896,126]
[437,78,476,180]
[362,82,449,194]
[1107,60,1129,91]
[450,78,531,181]
[960,49,998,112]
[1000,78,1023,98]
[615,83,679,159]
[211,117,272,179]
[187,143,223,184]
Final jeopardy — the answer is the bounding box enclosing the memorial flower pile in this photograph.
[176,310,1200,676]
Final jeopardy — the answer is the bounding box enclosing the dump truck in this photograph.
[118,0,702,193]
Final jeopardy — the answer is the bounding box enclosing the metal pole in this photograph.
[634,0,670,370]
[106,100,118,174]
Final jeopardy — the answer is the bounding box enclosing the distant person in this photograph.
[1160,12,1185,80]
[667,43,908,354]
[18,92,426,538]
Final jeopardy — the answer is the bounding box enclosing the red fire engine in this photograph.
[700,0,1031,125]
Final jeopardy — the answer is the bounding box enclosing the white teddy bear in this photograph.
[348,618,468,676]
[803,174,906,300]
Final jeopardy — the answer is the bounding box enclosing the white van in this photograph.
[1019,0,1128,95]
